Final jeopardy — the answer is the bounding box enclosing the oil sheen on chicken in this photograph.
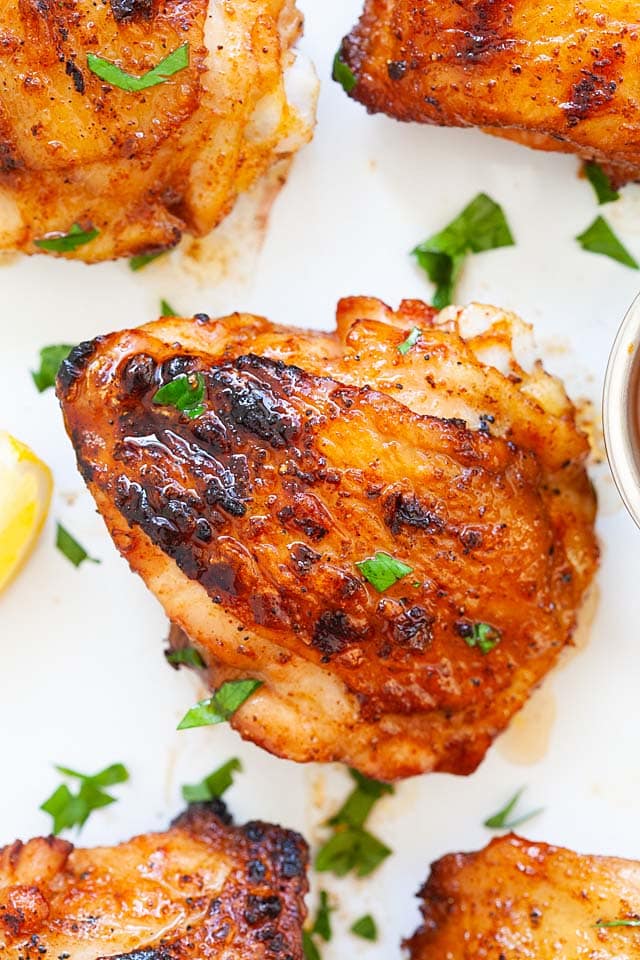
[340,0,640,183]
[0,802,308,960]
[57,296,598,781]
[0,0,316,262]
[408,834,640,959]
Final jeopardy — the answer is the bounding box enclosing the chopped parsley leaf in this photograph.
[35,223,99,253]
[356,552,413,593]
[56,523,100,568]
[351,915,378,941]
[32,344,75,392]
[166,646,206,669]
[87,43,189,92]
[329,768,394,830]
[160,299,177,317]
[595,919,640,928]
[302,890,333,960]
[464,621,501,655]
[129,251,166,271]
[302,931,321,960]
[484,787,543,831]
[332,49,357,93]
[576,216,638,269]
[398,326,421,355]
[182,757,242,803]
[412,193,515,308]
[311,891,333,942]
[316,769,393,878]
[177,679,263,730]
[153,372,206,419]
[584,161,620,205]
[40,763,129,835]
[315,828,391,878]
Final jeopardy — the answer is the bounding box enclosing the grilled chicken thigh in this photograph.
[340,0,640,183]
[0,0,316,262]
[57,297,598,781]
[0,803,308,960]
[408,834,640,959]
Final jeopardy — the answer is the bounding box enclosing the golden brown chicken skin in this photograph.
[57,297,598,781]
[0,0,315,262]
[341,0,640,183]
[0,803,308,960]
[408,833,640,959]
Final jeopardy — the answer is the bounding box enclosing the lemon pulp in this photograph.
[0,432,53,593]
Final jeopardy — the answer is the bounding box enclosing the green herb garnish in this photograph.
[302,932,321,960]
[595,919,640,928]
[464,622,501,655]
[351,915,378,941]
[182,757,242,803]
[316,769,393,878]
[56,523,100,568]
[329,769,394,829]
[356,551,413,593]
[160,299,177,317]
[32,344,75,392]
[315,828,391,878]
[35,223,99,253]
[584,161,620,205]
[129,251,166,271]
[484,787,543,830]
[166,646,206,669]
[576,216,638,269]
[177,679,263,730]
[412,193,515,308]
[40,763,129,835]
[312,891,333,942]
[87,43,189,92]
[153,372,206,419]
[398,327,421,356]
[332,50,357,93]
[302,890,333,960]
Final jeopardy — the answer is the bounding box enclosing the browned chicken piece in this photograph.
[408,833,640,959]
[0,802,308,960]
[0,0,316,262]
[340,1,640,183]
[57,296,598,781]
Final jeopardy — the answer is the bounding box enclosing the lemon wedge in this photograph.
[0,432,53,593]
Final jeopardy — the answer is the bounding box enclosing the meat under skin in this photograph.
[341,0,640,183]
[408,834,640,959]
[0,803,308,960]
[57,297,598,781]
[0,0,315,261]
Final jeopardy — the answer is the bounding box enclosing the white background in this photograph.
[3,1,640,956]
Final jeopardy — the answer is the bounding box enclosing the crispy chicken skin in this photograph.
[341,0,640,183]
[0,0,316,262]
[57,297,598,781]
[0,802,308,960]
[408,833,640,959]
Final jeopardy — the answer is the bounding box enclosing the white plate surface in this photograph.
[3,2,640,957]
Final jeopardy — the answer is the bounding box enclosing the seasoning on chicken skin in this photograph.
[57,297,598,781]
[407,833,640,959]
[339,0,640,183]
[0,0,316,262]
[0,802,308,960]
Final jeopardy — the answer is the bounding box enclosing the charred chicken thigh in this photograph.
[340,0,640,183]
[57,297,598,781]
[0,0,316,262]
[0,803,308,960]
[408,834,640,959]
